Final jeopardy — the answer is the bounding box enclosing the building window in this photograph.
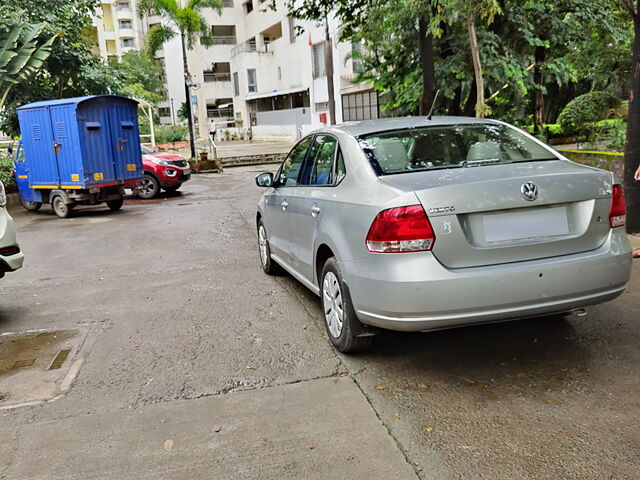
[352,43,365,74]
[244,0,253,14]
[312,42,326,79]
[342,90,381,122]
[288,17,297,43]
[233,72,239,96]
[222,0,233,6]
[315,102,328,112]
[122,38,135,48]
[203,62,231,82]
[119,20,132,29]
[117,1,130,11]
[207,99,233,118]
[210,25,236,45]
[247,68,257,93]
[158,107,171,117]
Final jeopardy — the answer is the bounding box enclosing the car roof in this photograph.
[320,116,500,137]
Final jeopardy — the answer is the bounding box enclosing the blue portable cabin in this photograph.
[14,95,143,217]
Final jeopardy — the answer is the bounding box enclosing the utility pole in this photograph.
[324,18,336,125]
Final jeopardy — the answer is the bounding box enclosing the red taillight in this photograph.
[609,184,626,228]
[366,205,435,253]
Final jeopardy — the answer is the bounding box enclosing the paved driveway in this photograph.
[1,167,638,479]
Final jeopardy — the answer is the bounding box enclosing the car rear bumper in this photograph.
[344,228,632,332]
[0,208,24,274]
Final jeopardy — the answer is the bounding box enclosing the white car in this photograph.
[0,181,24,278]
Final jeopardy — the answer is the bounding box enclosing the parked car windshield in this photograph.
[358,123,559,175]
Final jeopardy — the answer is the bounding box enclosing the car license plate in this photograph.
[483,207,569,242]
[184,168,191,175]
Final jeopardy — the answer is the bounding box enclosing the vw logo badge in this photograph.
[521,181,539,201]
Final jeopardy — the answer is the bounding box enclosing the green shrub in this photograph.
[154,125,187,144]
[590,118,627,152]
[558,91,621,136]
[0,156,15,189]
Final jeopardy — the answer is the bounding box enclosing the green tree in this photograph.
[137,0,222,158]
[0,0,125,136]
[0,9,58,110]
[110,50,164,105]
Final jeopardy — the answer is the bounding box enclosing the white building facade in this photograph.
[94,1,146,62]
[95,0,387,142]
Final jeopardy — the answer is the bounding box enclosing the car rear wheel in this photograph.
[138,174,160,199]
[52,196,73,218]
[107,197,124,211]
[21,199,42,212]
[258,220,279,275]
[321,257,374,353]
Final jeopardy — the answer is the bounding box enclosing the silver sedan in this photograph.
[255,117,632,352]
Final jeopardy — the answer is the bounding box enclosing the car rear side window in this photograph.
[358,124,558,175]
[278,137,312,186]
[301,135,338,186]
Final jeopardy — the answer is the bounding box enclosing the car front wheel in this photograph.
[138,174,160,199]
[257,219,279,275]
[320,257,373,353]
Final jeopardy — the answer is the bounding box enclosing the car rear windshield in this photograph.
[358,124,559,175]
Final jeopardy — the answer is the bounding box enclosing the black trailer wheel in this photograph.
[21,199,42,212]
[138,174,160,199]
[107,197,124,211]
[52,196,73,218]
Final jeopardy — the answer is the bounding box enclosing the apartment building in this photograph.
[94,1,386,141]
[94,1,146,62]
[155,0,385,141]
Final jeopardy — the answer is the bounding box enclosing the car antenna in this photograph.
[427,90,440,120]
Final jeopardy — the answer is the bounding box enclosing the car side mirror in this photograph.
[255,172,274,187]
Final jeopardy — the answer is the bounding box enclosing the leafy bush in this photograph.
[154,125,187,144]
[558,91,621,136]
[590,118,627,152]
[0,156,15,189]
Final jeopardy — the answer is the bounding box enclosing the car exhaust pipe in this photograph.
[572,308,587,317]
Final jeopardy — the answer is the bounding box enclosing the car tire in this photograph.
[52,196,73,218]
[21,199,42,212]
[163,184,181,193]
[138,174,160,199]
[107,197,124,211]
[257,219,280,275]
[320,257,374,353]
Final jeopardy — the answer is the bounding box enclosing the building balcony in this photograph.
[231,43,272,58]
[204,73,232,82]
[116,8,133,21]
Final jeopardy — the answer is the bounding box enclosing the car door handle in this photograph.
[310,205,321,217]
[281,200,288,211]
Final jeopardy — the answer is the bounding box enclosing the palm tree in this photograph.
[137,0,222,158]
[0,23,58,110]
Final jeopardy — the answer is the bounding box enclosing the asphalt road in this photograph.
[1,167,638,479]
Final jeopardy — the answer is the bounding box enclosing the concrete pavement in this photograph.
[1,167,639,479]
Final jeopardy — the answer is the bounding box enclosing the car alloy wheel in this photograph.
[258,224,269,267]
[138,175,159,199]
[323,271,344,338]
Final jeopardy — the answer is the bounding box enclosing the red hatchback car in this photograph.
[138,145,191,199]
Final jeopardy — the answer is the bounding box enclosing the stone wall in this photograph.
[558,150,624,180]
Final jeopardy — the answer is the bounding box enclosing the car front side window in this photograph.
[301,135,339,186]
[278,137,312,187]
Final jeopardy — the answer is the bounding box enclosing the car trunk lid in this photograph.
[379,160,613,268]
